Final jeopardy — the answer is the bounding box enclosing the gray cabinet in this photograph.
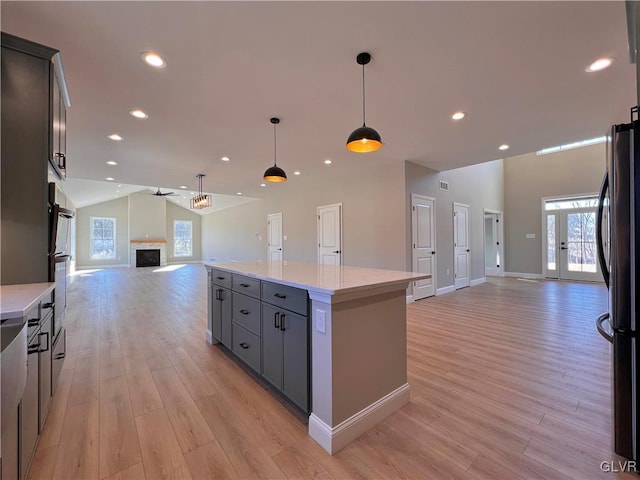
[51,328,66,394]
[38,312,52,431]
[261,281,309,413]
[211,268,232,347]
[21,332,40,479]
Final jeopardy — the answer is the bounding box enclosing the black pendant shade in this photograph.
[346,52,383,153]
[263,117,287,182]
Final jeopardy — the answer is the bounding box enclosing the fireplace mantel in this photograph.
[130,240,167,267]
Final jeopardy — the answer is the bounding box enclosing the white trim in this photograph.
[90,216,117,261]
[206,329,218,345]
[483,209,504,277]
[504,272,544,279]
[76,263,129,269]
[173,219,193,258]
[308,383,410,455]
[406,295,414,304]
[168,260,202,265]
[470,277,486,286]
[436,285,456,296]
[410,194,437,300]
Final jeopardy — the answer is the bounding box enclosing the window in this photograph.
[174,220,192,257]
[536,136,606,156]
[90,217,116,259]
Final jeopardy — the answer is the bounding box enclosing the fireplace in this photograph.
[136,249,160,267]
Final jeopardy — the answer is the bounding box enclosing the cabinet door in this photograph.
[51,70,60,164]
[51,328,66,394]
[39,313,52,431]
[211,286,222,342]
[220,287,232,348]
[59,92,66,167]
[282,311,309,412]
[22,336,40,479]
[261,303,283,389]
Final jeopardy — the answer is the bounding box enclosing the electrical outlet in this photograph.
[283,235,288,241]
[316,309,326,334]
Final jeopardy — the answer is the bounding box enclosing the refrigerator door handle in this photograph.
[595,172,610,288]
[596,312,613,343]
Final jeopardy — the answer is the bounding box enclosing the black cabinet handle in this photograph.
[28,319,39,327]
[274,293,287,299]
[239,283,250,288]
[239,342,249,349]
[239,309,249,315]
[280,314,286,331]
[55,353,65,360]
[216,276,225,280]
[55,153,66,170]
[28,344,40,355]
[560,247,568,250]
[39,331,50,353]
[274,312,280,329]
[42,302,54,309]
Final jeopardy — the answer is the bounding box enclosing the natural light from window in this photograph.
[173,220,192,257]
[153,264,186,273]
[90,217,116,259]
[536,136,607,156]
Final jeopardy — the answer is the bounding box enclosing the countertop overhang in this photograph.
[204,261,429,297]
[1,282,55,320]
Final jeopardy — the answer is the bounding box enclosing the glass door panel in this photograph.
[560,208,601,281]
[544,213,558,278]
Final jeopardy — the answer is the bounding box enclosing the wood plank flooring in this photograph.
[27,265,634,479]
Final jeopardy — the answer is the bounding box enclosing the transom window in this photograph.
[90,217,116,259]
[174,220,193,257]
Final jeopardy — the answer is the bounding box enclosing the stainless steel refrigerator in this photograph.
[596,111,639,461]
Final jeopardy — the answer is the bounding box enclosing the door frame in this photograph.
[411,193,437,300]
[453,202,471,289]
[540,193,600,281]
[317,203,343,265]
[267,212,283,261]
[483,208,504,277]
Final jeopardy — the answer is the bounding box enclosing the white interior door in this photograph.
[267,212,283,261]
[453,203,471,289]
[411,194,436,300]
[317,204,342,265]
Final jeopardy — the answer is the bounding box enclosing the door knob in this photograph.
[466,249,470,253]
[431,251,436,255]
[333,250,341,254]
[278,248,282,251]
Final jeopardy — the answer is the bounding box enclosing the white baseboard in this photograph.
[470,277,486,287]
[504,272,544,279]
[76,264,130,269]
[168,260,203,265]
[436,285,456,296]
[308,383,410,455]
[406,295,414,304]
[205,329,215,344]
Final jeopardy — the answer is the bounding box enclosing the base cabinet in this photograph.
[38,313,52,432]
[21,332,40,479]
[51,328,66,394]
[211,283,232,348]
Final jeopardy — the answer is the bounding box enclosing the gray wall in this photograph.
[503,143,606,275]
[166,201,202,262]
[129,191,167,240]
[202,162,407,271]
[76,196,130,267]
[405,160,504,289]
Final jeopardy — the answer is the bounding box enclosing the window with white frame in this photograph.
[90,217,116,259]
[174,220,193,257]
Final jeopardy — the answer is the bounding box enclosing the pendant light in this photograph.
[190,174,212,209]
[346,52,382,153]
[263,117,287,182]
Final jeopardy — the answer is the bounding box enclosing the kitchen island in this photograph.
[204,261,428,454]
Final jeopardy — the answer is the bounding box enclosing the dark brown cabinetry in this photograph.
[0,32,69,285]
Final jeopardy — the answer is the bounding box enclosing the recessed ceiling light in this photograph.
[498,144,510,151]
[108,134,123,141]
[260,183,266,187]
[106,160,118,166]
[180,185,187,189]
[586,57,614,73]
[294,171,301,175]
[117,184,122,187]
[105,177,115,181]
[452,111,466,121]
[190,191,195,195]
[129,109,148,119]
[221,156,230,162]
[237,192,242,195]
[324,159,332,165]
[141,52,166,68]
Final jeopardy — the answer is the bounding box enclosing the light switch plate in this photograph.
[316,309,326,334]
[283,235,288,241]
[526,233,536,239]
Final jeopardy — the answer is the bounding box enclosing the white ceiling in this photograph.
[2,1,636,208]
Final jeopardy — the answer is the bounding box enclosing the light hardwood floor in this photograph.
[27,265,634,479]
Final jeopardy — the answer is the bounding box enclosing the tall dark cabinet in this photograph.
[1,32,69,286]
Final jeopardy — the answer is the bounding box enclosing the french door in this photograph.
[545,205,602,282]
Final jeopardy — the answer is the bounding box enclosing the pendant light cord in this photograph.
[273,123,278,166]
[362,63,366,127]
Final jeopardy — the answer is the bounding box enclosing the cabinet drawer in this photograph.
[232,274,261,299]
[52,328,66,394]
[262,281,309,316]
[211,269,232,288]
[232,292,261,336]
[232,324,261,373]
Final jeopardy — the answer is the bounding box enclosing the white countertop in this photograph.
[204,261,428,296]
[0,283,55,320]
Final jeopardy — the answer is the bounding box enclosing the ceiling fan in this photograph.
[150,188,178,197]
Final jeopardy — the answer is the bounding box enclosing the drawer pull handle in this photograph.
[239,283,250,288]
[274,293,287,299]
[39,331,50,352]
[55,353,65,360]
[42,302,54,309]
[216,276,225,280]
[28,319,40,327]
[239,309,249,315]
[280,314,286,331]
[28,345,40,355]
[239,342,249,349]
[274,312,280,329]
